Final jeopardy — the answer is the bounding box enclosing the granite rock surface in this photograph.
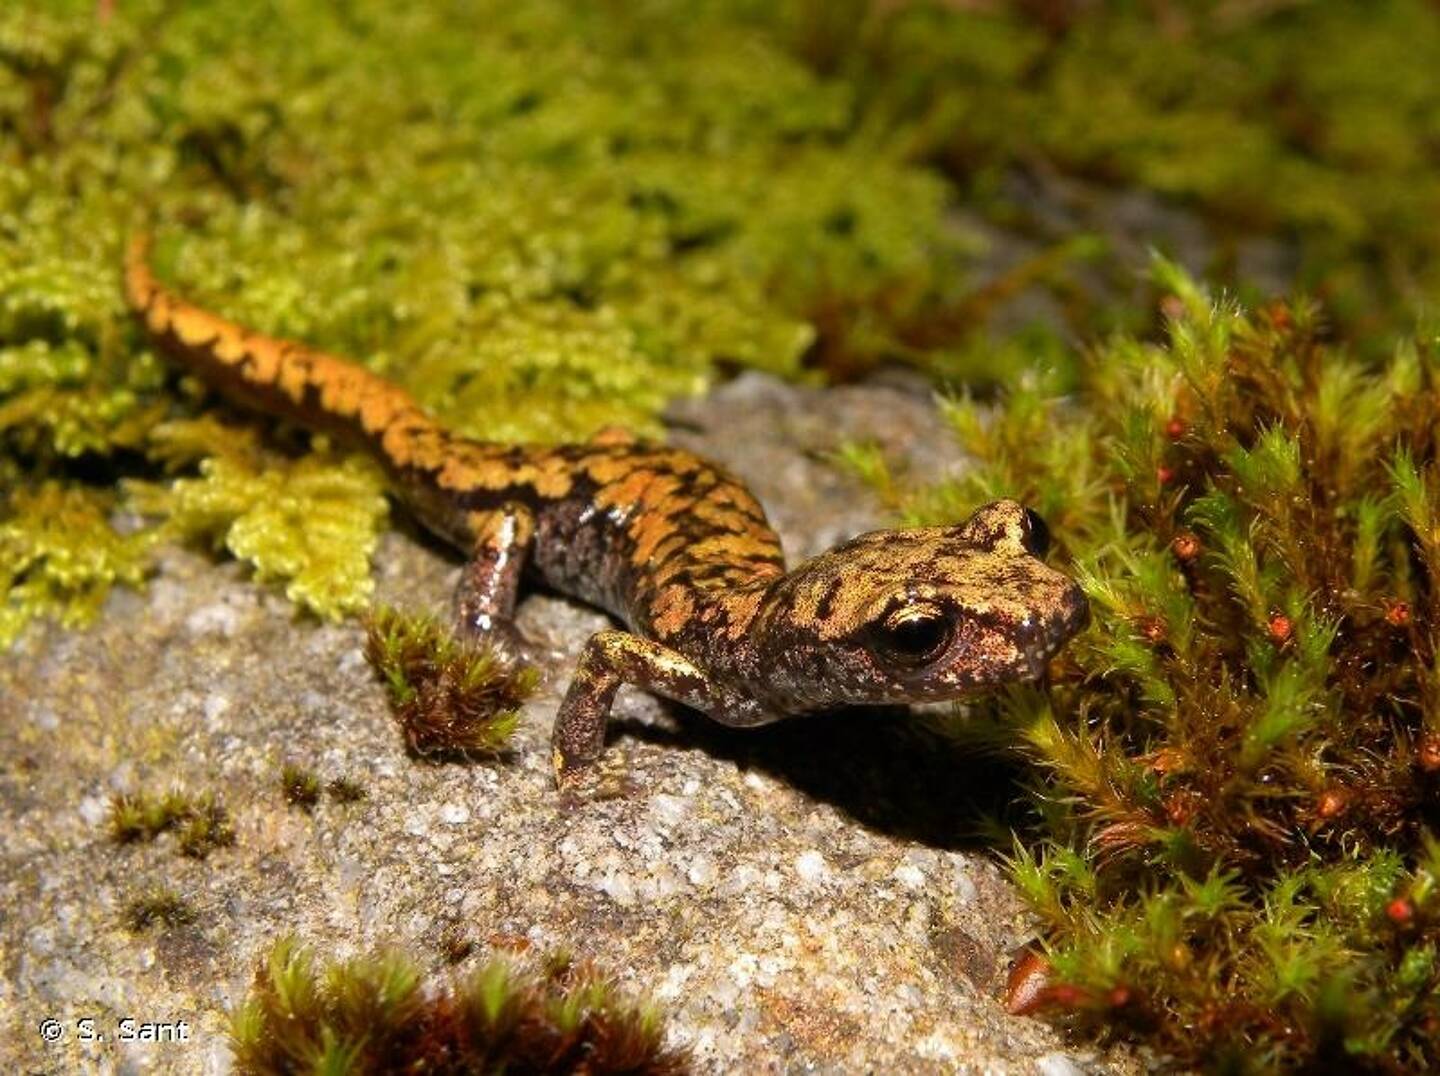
[0,373,1135,1074]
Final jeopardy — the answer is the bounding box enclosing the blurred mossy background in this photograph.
[6,0,1440,1069]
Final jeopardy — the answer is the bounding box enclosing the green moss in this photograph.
[129,427,390,620]
[280,764,321,811]
[363,605,538,761]
[282,763,368,809]
[766,0,1440,348]
[105,786,235,860]
[107,788,192,844]
[0,482,154,647]
[175,795,237,859]
[324,776,367,804]
[853,269,1440,1070]
[122,887,198,932]
[229,937,688,1075]
[9,2,1440,642]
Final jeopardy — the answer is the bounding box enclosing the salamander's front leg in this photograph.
[552,629,767,794]
[452,503,535,664]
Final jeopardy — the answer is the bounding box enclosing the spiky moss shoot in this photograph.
[847,265,1440,1072]
[107,788,191,843]
[177,795,236,859]
[363,605,538,762]
[279,764,321,811]
[228,937,688,1076]
[438,926,476,965]
[123,887,197,932]
[105,787,235,860]
[325,776,367,804]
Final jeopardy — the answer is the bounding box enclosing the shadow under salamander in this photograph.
[616,705,1027,852]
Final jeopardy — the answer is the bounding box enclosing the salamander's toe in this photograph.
[554,749,633,806]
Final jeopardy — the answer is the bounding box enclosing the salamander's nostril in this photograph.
[1022,508,1051,558]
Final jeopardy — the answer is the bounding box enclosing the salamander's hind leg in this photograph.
[552,629,770,798]
[452,503,536,665]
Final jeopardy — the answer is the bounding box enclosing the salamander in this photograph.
[124,236,1089,793]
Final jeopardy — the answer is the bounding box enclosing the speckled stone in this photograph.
[0,374,1135,1074]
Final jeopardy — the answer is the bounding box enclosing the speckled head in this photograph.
[749,500,1089,709]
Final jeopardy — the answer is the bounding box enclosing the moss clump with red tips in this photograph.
[363,605,539,761]
[853,264,1440,1071]
[228,938,689,1076]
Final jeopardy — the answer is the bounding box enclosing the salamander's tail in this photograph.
[124,233,443,462]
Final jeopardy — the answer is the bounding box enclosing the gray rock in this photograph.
[0,375,1138,1073]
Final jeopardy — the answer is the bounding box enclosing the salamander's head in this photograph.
[751,500,1088,709]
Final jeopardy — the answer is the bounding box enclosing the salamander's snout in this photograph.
[1007,572,1089,680]
[1068,583,1091,633]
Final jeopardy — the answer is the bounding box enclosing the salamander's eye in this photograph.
[870,604,955,667]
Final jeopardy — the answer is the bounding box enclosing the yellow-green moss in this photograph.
[279,764,321,811]
[9,2,1440,641]
[0,0,984,641]
[0,482,153,647]
[122,887,198,932]
[134,446,389,620]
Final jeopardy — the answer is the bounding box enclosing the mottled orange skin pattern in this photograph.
[126,236,1088,792]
